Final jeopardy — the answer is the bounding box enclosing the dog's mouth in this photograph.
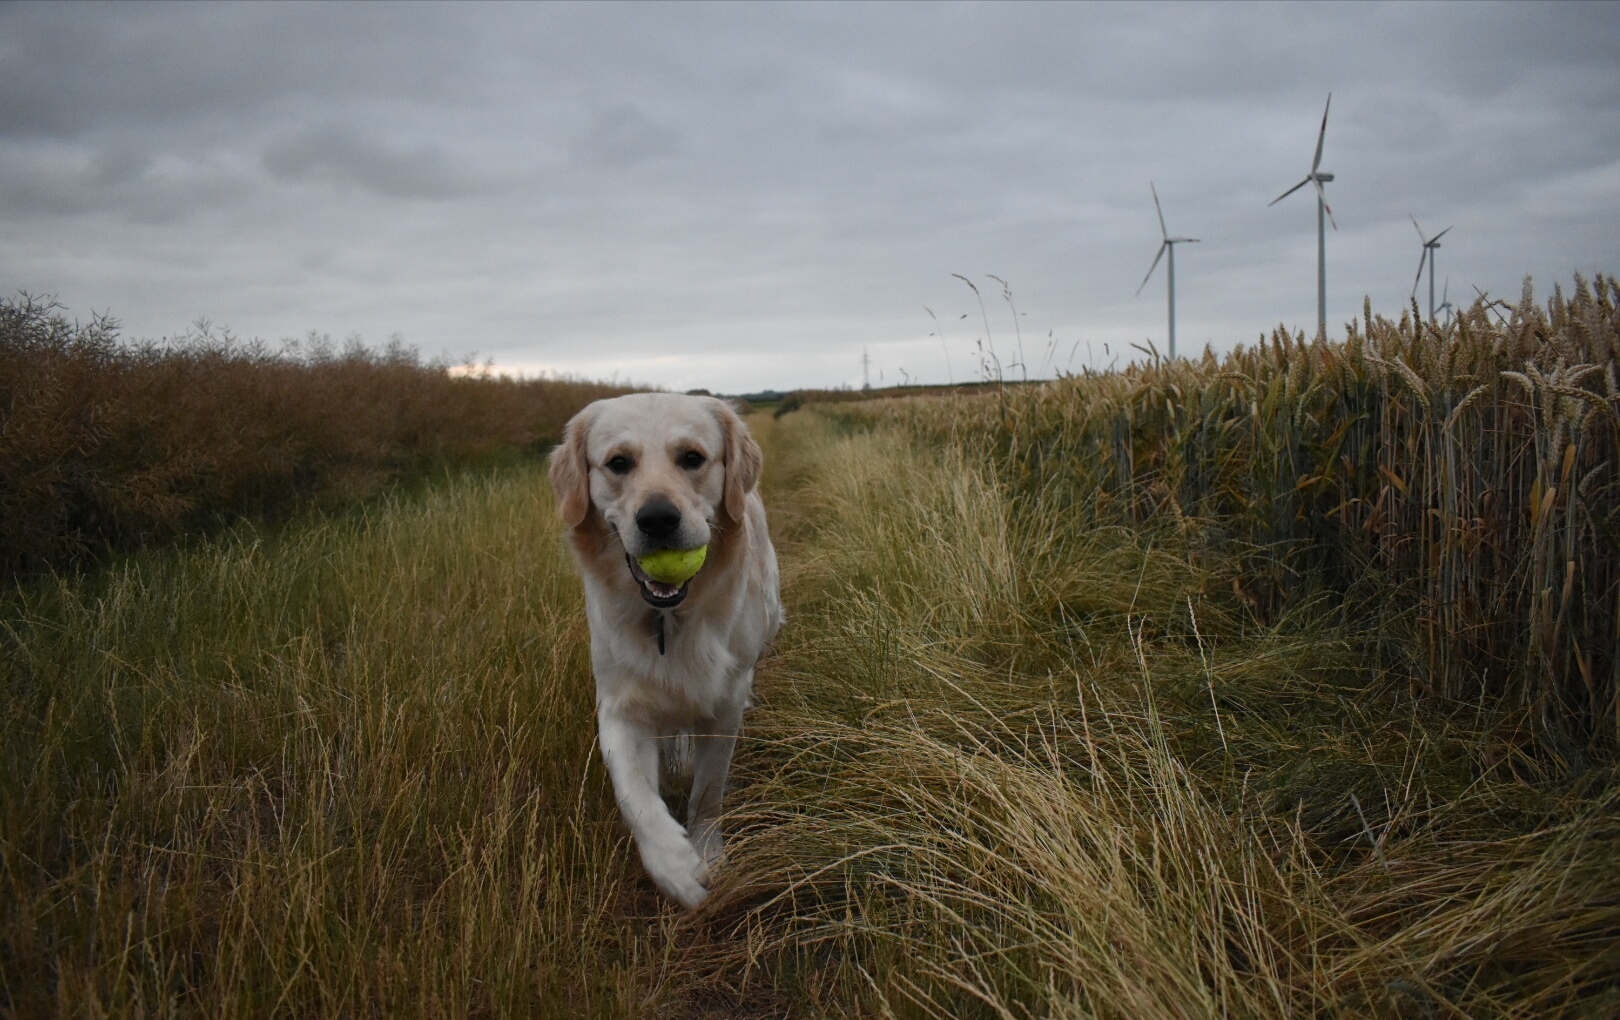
[626,554,690,609]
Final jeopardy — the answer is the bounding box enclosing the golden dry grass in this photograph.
[819,276,1620,755]
[5,279,1618,1017]
[1,469,688,1018]
[0,295,633,579]
[684,408,1620,1019]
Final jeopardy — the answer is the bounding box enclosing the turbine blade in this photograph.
[1412,249,1427,297]
[1432,225,1453,244]
[1151,182,1168,240]
[1270,176,1311,205]
[1312,92,1332,172]
[1136,242,1168,296]
[1410,213,1426,243]
[1314,179,1338,230]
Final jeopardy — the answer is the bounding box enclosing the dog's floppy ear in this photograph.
[716,399,762,522]
[549,409,594,529]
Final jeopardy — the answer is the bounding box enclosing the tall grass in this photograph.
[833,277,1620,755]
[8,279,1618,1017]
[0,467,685,1018]
[688,408,1620,1019]
[0,295,633,579]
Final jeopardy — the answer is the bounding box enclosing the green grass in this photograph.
[1,467,683,1017]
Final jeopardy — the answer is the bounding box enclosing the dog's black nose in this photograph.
[635,496,682,539]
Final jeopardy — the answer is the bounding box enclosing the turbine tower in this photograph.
[1436,278,1454,326]
[1409,215,1453,323]
[1135,182,1199,359]
[1269,93,1337,339]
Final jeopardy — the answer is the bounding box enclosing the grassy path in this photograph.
[4,408,1618,1018]
[0,410,852,1020]
[1,466,695,1018]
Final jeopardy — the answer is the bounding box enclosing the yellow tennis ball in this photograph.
[637,545,708,585]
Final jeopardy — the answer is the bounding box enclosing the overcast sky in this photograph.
[3,1,1617,393]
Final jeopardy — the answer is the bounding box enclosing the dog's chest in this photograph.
[591,608,750,725]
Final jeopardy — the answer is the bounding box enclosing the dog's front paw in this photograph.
[636,822,709,910]
[690,821,724,872]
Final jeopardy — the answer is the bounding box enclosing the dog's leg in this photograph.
[687,708,743,871]
[597,707,709,909]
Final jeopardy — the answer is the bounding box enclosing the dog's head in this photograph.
[550,393,762,608]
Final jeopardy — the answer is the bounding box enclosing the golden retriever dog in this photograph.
[549,393,782,909]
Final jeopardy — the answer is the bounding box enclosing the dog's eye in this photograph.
[605,455,633,475]
[679,450,706,470]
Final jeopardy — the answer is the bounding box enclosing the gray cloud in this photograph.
[2,1,1618,393]
[0,1,477,138]
[0,140,251,223]
[575,104,681,170]
[263,125,475,200]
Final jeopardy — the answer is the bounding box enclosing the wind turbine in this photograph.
[1135,182,1199,359]
[1269,93,1337,339]
[1409,214,1453,323]
[1436,278,1454,326]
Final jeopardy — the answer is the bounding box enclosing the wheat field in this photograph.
[699,410,1620,1018]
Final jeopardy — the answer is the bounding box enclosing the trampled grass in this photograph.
[692,409,1620,1018]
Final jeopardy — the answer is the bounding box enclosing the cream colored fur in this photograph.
[549,393,781,909]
